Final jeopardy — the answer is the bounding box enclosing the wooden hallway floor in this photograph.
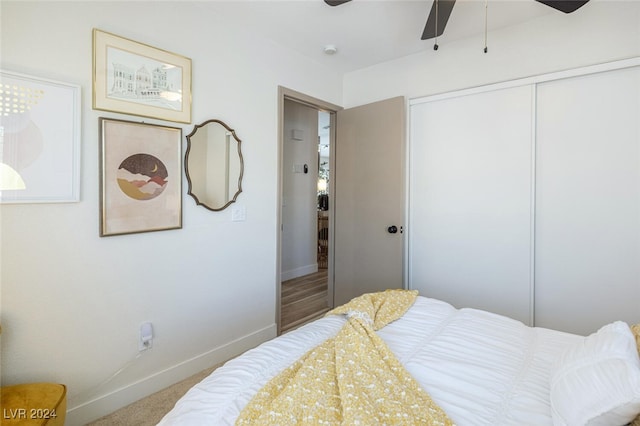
[281,270,329,334]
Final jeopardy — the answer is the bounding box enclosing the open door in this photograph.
[333,96,406,306]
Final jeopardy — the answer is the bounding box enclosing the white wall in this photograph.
[343,0,640,107]
[0,2,341,424]
[281,100,319,280]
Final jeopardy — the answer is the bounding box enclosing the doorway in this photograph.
[277,87,341,335]
[277,89,406,334]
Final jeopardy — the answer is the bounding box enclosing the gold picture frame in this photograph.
[99,118,182,236]
[93,29,192,124]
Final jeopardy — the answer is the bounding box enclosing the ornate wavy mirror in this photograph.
[185,119,244,211]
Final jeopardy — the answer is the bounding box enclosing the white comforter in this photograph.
[157,297,581,425]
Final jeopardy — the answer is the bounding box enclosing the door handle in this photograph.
[387,225,404,234]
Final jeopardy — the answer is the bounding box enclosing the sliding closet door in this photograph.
[409,86,534,324]
[535,67,640,335]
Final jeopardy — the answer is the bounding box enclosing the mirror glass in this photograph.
[185,119,244,211]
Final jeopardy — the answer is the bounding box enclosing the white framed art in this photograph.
[0,70,81,203]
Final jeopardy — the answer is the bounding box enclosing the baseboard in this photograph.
[281,263,318,282]
[65,324,277,426]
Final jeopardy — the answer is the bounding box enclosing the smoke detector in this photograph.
[324,45,338,55]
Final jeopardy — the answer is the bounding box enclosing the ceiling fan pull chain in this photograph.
[434,0,439,50]
[483,0,489,53]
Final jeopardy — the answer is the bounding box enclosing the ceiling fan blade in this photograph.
[324,0,352,6]
[421,0,456,40]
[534,0,590,13]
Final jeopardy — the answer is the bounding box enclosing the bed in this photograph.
[157,291,640,425]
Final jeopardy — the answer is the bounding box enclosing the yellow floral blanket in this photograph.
[236,289,454,425]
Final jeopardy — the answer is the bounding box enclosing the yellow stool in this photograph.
[1,383,66,425]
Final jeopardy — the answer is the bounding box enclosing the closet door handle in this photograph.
[387,225,398,234]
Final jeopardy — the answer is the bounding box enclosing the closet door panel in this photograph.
[535,67,640,335]
[409,86,533,324]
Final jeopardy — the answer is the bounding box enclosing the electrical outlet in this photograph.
[139,322,153,351]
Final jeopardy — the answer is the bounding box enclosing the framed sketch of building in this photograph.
[93,29,192,124]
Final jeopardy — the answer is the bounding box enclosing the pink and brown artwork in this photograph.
[117,153,168,201]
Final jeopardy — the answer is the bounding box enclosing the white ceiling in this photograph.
[240,0,560,74]
[254,0,579,158]
[260,0,563,156]
[272,0,561,156]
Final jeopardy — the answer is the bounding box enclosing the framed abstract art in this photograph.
[0,70,81,203]
[99,118,182,236]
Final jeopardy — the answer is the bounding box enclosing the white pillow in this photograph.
[549,321,640,426]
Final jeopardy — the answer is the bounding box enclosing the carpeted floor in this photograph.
[86,363,221,425]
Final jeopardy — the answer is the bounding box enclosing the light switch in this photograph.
[231,206,246,222]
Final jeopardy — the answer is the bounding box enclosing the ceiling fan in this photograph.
[324,0,590,41]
